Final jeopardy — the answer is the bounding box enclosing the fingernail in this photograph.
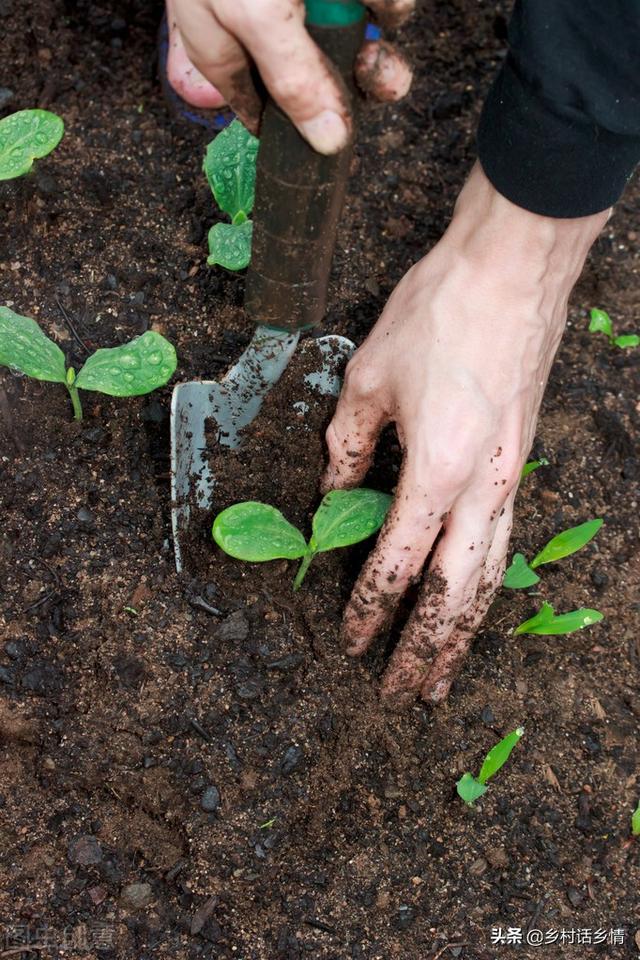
[298,110,349,155]
[429,679,450,703]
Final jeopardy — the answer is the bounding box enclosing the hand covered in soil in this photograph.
[322,163,609,708]
[171,0,413,152]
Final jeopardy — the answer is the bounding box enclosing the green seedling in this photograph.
[0,109,64,181]
[259,817,277,830]
[503,518,602,589]
[589,308,639,350]
[632,802,640,838]
[0,307,177,420]
[212,488,392,590]
[457,727,524,806]
[521,457,549,480]
[514,601,602,635]
[204,120,258,271]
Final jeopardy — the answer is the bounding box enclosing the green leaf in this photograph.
[503,553,540,589]
[75,331,177,396]
[207,221,253,271]
[311,488,392,554]
[521,457,549,479]
[530,518,602,569]
[456,773,488,806]
[632,802,640,837]
[514,602,602,636]
[0,109,64,181]
[588,308,613,339]
[212,502,308,562]
[613,334,640,349]
[203,119,259,218]
[478,727,524,785]
[0,306,67,382]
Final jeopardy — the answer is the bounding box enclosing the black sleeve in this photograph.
[476,0,640,218]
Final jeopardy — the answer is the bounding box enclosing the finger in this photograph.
[366,0,415,30]
[355,41,412,102]
[166,0,227,108]
[321,359,387,492]
[222,0,352,154]
[420,493,516,703]
[342,462,449,656]
[380,496,500,708]
[174,1,262,132]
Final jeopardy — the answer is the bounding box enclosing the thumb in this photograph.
[231,5,353,154]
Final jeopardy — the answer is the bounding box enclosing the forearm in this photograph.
[449,163,610,300]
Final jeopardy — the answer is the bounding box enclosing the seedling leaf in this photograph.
[613,334,640,349]
[456,772,488,806]
[311,488,392,553]
[0,306,66,382]
[521,457,549,479]
[212,502,308,562]
[0,109,64,180]
[207,221,253,271]
[75,331,177,396]
[530,518,602,569]
[503,553,540,589]
[478,727,524,784]
[203,120,259,218]
[514,602,602,636]
[588,308,613,339]
[632,802,640,837]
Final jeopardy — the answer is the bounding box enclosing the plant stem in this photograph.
[293,552,314,591]
[67,383,83,421]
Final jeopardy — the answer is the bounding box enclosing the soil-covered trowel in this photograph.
[170,0,366,571]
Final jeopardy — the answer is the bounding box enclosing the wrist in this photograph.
[447,163,609,293]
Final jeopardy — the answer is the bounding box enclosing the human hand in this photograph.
[322,163,609,708]
[171,0,413,152]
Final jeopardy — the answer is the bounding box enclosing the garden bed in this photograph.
[1,1,639,958]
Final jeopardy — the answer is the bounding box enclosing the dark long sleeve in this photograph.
[477,0,640,218]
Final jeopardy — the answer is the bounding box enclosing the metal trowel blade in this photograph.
[170,325,355,572]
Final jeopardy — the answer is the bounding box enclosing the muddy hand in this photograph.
[321,163,609,708]
[172,0,413,151]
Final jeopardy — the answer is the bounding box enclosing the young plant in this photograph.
[514,602,602,635]
[203,119,258,271]
[457,727,524,806]
[632,802,640,838]
[520,457,549,480]
[0,307,177,420]
[212,488,392,590]
[589,308,639,350]
[0,109,64,181]
[503,518,603,589]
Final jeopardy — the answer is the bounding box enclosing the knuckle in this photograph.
[342,356,381,401]
[270,71,309,106]
[325,420,345,458]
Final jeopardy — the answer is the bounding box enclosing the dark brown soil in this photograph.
[1,2,639,959]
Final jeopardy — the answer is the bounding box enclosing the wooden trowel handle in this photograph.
[244,0,366,333]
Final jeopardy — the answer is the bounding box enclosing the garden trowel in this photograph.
[170,0,366,571]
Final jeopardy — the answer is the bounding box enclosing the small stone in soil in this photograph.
[396,904,415,929]
[566,887,584,907]
[67,834,103,866]
[280,745,304,776]
[200,785,221,813]
[0,87,14,108]
[120,882,153,909]
[480,704,495,725]
[76,507,95,526]
[214,611,249,642]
